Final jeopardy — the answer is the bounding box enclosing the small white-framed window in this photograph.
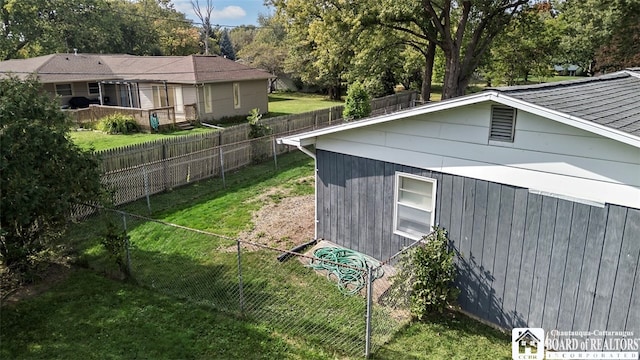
[55,83,72,96]
[393,172,436,239]
[88,82,100,95]
[204,84,213,113]
[233,82,240,109]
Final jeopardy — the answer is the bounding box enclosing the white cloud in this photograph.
[212,6,247,20]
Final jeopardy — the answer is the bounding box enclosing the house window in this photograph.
[393,173,437,239]
[233,82,240,109]
[152,85,175,108]
[204,84,213,113]
[489,106,516,142]
[55,83,72,96]
[88,82,100,95]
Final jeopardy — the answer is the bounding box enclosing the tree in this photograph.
[229,25,258,55]
[273,0,357,100]
[481,3,559,85]
[238,15,288,92]
[219,29,236,60]
[592,0,640,72]
[374,0,530,99]
[191,0,214,55]
[343,82,371,120]
[0,76,104,279]
[273,0,529,100]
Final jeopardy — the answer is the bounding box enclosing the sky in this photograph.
[172,0,273,28]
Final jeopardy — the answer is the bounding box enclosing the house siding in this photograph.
[198,80,268,121]
[315,102,640,209]
[316,149,640,333]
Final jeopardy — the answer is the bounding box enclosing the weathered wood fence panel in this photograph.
[96,92,417,206]
[316,150,640,336]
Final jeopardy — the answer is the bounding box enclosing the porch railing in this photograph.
[67,105,176,131]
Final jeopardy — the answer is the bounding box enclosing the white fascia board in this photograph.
[490,93,640,148]
[276,92,494,146]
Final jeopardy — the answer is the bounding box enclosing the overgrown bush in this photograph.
[1,75,105,280]
[343,82,371,121]
[388,227,459,320]
[98,113,140,134]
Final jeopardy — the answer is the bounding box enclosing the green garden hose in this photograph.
[307,247,384,295]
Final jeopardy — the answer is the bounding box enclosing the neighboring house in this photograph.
[554,64,581,76]
[0,53,273,121]
[278,71,640,334]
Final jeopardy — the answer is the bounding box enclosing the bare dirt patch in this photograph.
[237,193,315,250]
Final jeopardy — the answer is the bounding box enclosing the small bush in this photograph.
[100,221,130,279]
[98,114,140,134]
[388,227,459,320]
[343,82,371,121]
[247,108,271,139]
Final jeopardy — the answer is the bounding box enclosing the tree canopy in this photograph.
[0,76,105,278]
[1,0,199,60]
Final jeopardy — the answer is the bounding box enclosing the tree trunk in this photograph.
[441,47,465,99]
[421,42,437,102]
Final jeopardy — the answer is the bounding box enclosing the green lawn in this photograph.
[267,92,343,117]
[70,127,217,151]
[1,152,511,359]
[70,92,342,151]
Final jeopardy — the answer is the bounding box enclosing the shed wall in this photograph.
[315,103,640,209]
[316,149,640,333]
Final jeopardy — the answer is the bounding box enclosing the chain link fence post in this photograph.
[237,240,245,314]
[365,266,374,358]
[121,212,132,277]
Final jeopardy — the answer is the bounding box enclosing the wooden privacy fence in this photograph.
[97,91,418,206]
[101,136,285,207]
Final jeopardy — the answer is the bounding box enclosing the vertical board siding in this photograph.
[316,150,639,334]
[556,203,590,330]
[624,209,640,332]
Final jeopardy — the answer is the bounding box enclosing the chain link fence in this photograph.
[77,206,418,358]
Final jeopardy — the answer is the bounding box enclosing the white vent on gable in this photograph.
[490,106,516,142]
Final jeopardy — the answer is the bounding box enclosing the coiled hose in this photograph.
[307,247,384,295]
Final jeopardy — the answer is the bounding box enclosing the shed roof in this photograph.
[0,53,273,84]
[490,71,640,136]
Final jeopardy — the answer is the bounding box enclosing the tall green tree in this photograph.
[0,76,105,279]
[373,0,530,99]
[594,0,640,71]
[1,0,200,59]
[273,0,530,100]
[238,15,288,92]
[272,0,358,100]
[219,29,236,60]
[481,3,559,85]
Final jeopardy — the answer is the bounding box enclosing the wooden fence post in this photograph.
[219,146,226,188]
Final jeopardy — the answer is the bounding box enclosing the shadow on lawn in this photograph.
[0,268,303,360]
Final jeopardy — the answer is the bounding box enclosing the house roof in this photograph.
[278,71,640,149]
[0,53,273,84]
[490,71,640,137]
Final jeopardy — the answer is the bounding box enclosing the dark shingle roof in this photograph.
[490,72,640,136]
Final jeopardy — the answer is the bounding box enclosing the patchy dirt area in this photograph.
[237,185,315,250]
